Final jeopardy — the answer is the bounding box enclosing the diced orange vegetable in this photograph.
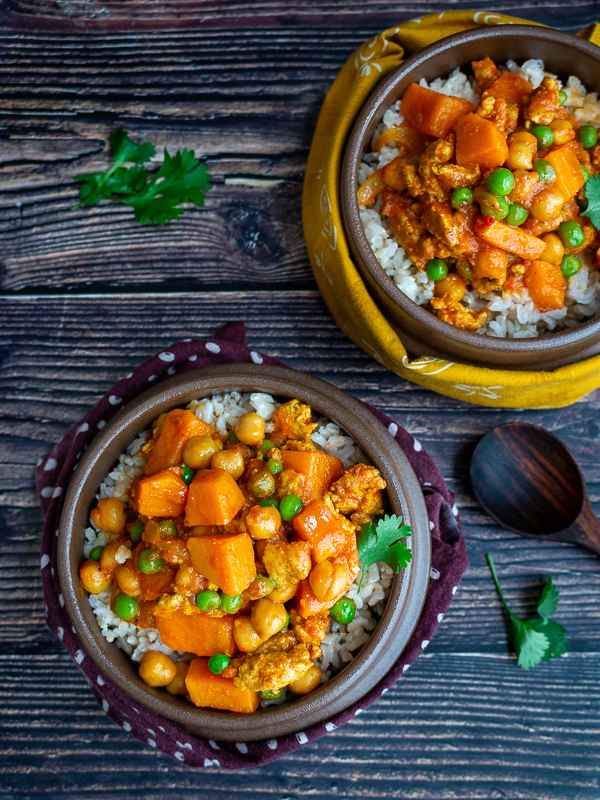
[184,468,245,527]
[139,562,177,602]
[280,450,342,503]
[357,170,384,206]
[156,609,236,657]
[474,217,547,260]
[292,499,347,563]
[400,83,475,138]
[524,259,566,312]
[373,124,428,153]
[187,533,256,595]
[186,657,260,713]
[545,141,585,201]
[381,158,407,193]
[455,113,509,171]
[137,467,188,518]
[484,72,532,105]
[143,409,215,476]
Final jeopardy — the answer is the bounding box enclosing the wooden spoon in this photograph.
[470,422,600,556]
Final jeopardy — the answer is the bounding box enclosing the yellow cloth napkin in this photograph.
[302,10,600,408]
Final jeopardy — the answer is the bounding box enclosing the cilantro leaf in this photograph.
[73,127,211,225]
[582,174,600,229]
[486,554,568,670]
[357,514,412,590]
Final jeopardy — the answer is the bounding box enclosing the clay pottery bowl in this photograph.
[342,25,600,370]
[58,364,431,742]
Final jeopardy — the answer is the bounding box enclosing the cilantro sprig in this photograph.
[74,127,212,225]
[582,173,600,229]
[357,514,412,590]
[487,554,568,670]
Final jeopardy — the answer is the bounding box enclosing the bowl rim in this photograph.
[58,364,431,741]
[342,24,600,357]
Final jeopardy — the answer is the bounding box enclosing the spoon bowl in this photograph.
[471,422,600,556]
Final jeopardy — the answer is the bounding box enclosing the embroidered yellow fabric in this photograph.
[302,10,600,407]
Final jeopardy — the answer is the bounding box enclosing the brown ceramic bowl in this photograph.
[342,25,600,370]
[58,364,431,742]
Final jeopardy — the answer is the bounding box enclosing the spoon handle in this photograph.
[560,497,600,557]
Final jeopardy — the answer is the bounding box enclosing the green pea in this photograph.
[258,498,279,509]
[558,220,585,249]
[279,494,303,521]
[577,124,598,149]
[89,545,104,561]
[178,465,195,486]
[330,597,356,625]
[530,125,554,149]
[208,653,230,674]
[113,594,139,621]
[535,160,556,182]
[480,194,509,220]
[267,458,283,475]
[138,549,163,575]
[220,593,243,614]
[280,611,290,632]
[158,519,177,538]
[129,523,144,545]
[228,431,239,444]
[561,255,582,277]
[580,164,590,182]
[260,687,285,701]
[259,440,275,455]
[450,187,473,208]
[248,469,276,498]
[197,590,221,612]
[254,575,275,597]
[486,167,515,196]
[505,203,528,227]
[559,90,568,106]
[425,258,448,281]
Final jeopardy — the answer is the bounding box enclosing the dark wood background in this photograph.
[1,1,599,797]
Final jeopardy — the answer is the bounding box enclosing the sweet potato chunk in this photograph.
[292,499,347,563]
[484,72,532,105]
[545,141,585,201]
[401,83,475,138]
[184,468,245,527]
[524,259,566,311]
[137,468,188,518]
[143,409,214,476]
[187,533,256,595]
[474,217,546,260]
[280,450,342,503]
[456,113,509,171]
[186,657,260,713]
[156,609,236,657]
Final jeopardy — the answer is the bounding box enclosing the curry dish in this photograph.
[79,399,387,713]
[358,57,600,330]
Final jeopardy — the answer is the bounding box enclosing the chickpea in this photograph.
[530,188,564,222]
[211,449,245,480]
[269,582,299,603]
[246,505,281,540]
[549,119,575,146]
[247,469,275,499]
[233,616,264,652]
[309,560,349,603]
[290,665,322,695]
[165,661,190,696]
[100,541,131,574]
[251,598,287,640]
[236,412,265,446]
[90,497,127,535]
[79,559,112,594]
[183,436,221,470]
[433,273,466,302]
[138,651,177,687]
[114,563,142,597]
[539,233,565,265]
[505,131,537,171]
[153,412,169,437]
[173,564,206,595]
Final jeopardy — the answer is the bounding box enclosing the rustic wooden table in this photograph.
[2,1,599,798]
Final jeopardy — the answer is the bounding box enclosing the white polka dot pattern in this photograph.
[325,722,336,732]
[205,342,221,354]
[388,422,398,436]
[266,739,278,750]
[44,458,57,471]
[413,437,422,452]
[41,554,50,569]
[159,351,175,362]
[250,351,263,364]
[235,742,248,753]
[296,732,308,744]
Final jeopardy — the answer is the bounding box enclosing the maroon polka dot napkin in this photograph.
[37,322,468,769]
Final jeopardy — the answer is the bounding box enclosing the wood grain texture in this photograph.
[2,3,600,797]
